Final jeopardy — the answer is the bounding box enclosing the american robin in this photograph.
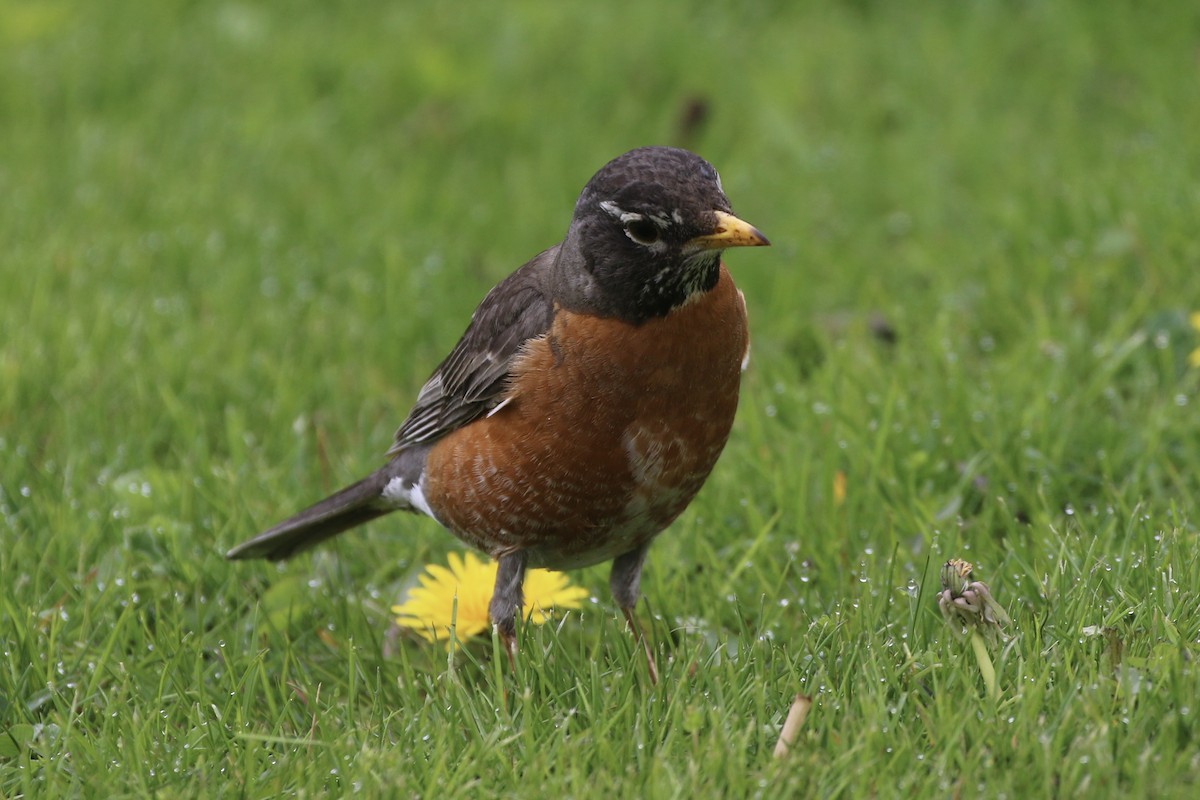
[227,146,768,682]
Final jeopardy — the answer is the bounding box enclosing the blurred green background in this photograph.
[2,0,1199,796]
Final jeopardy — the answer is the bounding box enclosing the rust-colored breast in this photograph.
[422,266,749,570]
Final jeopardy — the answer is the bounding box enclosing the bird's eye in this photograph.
[624,218,661,245]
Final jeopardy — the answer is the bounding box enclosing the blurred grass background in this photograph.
[2,0,1199,796]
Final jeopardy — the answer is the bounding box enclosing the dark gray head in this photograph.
[553,146,768,323]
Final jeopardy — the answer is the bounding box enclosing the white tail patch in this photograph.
[382,476,437,520]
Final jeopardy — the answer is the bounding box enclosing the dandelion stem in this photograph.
[969,629,997,700]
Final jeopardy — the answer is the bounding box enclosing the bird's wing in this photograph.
[389,245,559,453]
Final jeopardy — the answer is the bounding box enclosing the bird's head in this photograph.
[556,146,768,322]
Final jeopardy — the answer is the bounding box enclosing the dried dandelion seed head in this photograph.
[937,558,1011,644]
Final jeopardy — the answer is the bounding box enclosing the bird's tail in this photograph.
[227,460,408,561]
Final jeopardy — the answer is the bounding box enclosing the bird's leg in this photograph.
[611,544,659,685]
[489,550,528,670]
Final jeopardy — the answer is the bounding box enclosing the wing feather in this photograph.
[388,246,558,454]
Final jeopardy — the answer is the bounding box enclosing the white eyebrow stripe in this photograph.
[600,200,673,229]
[600,200,637,222]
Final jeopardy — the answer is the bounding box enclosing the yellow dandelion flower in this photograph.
[392,551,589,645]
[1189,312,1200,368]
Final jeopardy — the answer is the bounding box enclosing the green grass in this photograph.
[3,0,1199,796]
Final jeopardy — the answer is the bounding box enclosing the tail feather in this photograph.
[227,468,395,561]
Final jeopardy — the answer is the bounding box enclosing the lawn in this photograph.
[3,0,1199,796]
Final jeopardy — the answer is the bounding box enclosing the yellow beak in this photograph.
[687,210,770,250]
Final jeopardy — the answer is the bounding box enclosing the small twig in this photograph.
[773,694,813,758]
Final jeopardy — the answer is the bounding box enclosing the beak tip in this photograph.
[703,210,770,249]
